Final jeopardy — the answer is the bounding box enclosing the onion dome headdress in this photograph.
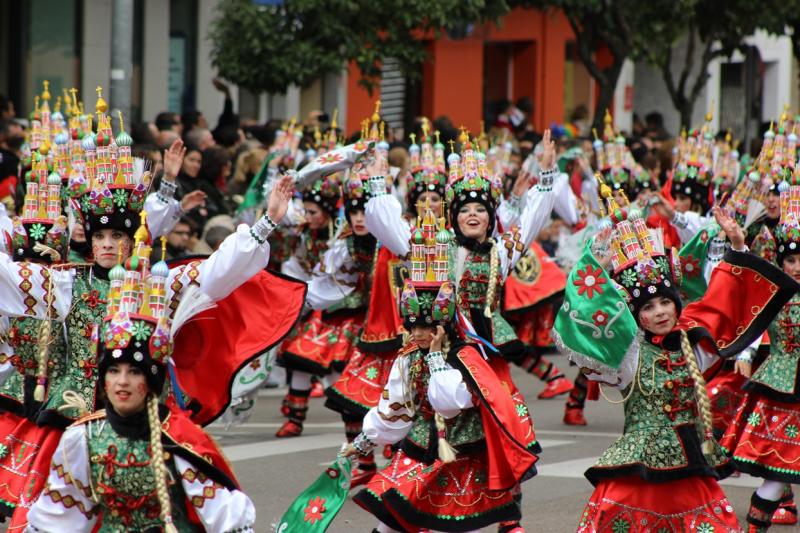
[670,112,715,212]
[445,128,503,236]
[592,110,635,196]
[8,144,68,263]
[69,88,152,239]
[406,118,447,213]
[773,176,800,265]
[400,199,455,330]
[599,177,683,318]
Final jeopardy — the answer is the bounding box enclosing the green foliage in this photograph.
[209,0,509,94]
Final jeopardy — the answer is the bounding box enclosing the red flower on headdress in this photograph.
[680,254,700,278]
[316,153,343,165]
[304,496,326,524]
[573,265,606,299]
[592,310,609,327]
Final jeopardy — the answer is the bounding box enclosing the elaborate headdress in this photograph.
[773,176,800,265]
[592,110,635,196]
[406,118,447,212]
[670,113,714,211]
[8,146,68,263]
[69,88,152,239]
[599,177,683,317]
[445,129,503,236]
[399,200,455,330]
[301,174,340,218]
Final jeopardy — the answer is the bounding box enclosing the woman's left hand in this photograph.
[430,326,446,353]
[712,206,745,250]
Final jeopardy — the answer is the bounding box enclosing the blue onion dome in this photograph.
[81,133,96,151]
[151,260,169,278]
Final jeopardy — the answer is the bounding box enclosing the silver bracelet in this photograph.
[157,179,178,203]
[368,175,388,196]
[538,167,557,190]
[424,351,447,373]
[250,213,277,245]
[353,433,375,455]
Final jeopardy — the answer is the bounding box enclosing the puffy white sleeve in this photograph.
[496,167,557,278]
[27,425,98,533]
[167,216,274,304]
[304,239,358,310]
[362,355,414,445]
[553,172,580,225]
[0,253,74,320]
[144,183,183,239]
[365,177,411,257]
[174,456,255,533]
[671,211,707,244]
[0,204,11,255]
[425,351,474,419]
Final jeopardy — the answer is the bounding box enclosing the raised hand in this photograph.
[163,139,186,181]
[430,325,446,353]
[538,129,556,171]
[266,174,295,222]
[712,205,745,250]
[180,190,207,212]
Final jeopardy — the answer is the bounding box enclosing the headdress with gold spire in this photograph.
[598,175,683,316]
[773,175,800,265]
[400,199,455,330]
[592,110,635,195]
[670,111,715,212]
[406,118,447,214]
[69,87,152,239]
[444,128,502,236]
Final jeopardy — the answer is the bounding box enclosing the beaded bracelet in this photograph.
[250,214,277,245]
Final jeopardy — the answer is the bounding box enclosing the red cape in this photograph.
[653,250,797,357]
[503,242,566,314]
[451,345,538,490]
[357,246,404,353]
[169,258,307,426]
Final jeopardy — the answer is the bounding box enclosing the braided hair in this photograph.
[680,330,714,455]
[147,394,178,533]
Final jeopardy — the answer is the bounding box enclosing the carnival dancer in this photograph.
[343,200,538,533]
[554,179,797,532]
[0,91,301,530]
[363,128,557,532]
[720,175,800,532]
[27,244,256,532]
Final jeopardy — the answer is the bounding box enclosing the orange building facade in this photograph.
[346,8,579,135]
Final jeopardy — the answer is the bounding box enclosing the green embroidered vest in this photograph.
[752,294,800,397]
[42,269,109,421]
[85,418,197,532]
[448,242,517,345]
[403,349,484,451]
[593,340,728,471]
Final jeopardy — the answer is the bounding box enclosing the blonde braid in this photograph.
[484,238,499,318]
[434,333,455,463]
[680,331,714,455]
[148,394,178,533]
[33,319,53,402]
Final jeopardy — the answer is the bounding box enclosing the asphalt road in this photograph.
[206,358,779,533]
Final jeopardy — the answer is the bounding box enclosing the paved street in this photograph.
[207,358,773,532]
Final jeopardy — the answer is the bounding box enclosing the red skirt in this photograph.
[720,391,800,482]
[707,369,747,436]
[577,475,740,532]
[279,310,365,375]
[505,306,556,348]
[354,449,520,532]
[0,415,62,529]
[325,349,397,416]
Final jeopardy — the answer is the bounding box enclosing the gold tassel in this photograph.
[435,413,457,463]
[484,239,498,318]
